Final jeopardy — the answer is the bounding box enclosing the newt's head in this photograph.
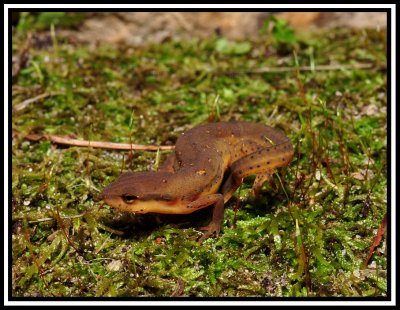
[102,172,189,214]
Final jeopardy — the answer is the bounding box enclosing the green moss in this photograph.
[11,23,387,297]
[17,12,85,32]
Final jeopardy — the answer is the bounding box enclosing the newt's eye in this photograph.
[122,194,138,204]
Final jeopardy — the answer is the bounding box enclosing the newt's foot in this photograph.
[198,222,221,242]
[251,171,276,198]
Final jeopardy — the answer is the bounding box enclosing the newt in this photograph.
[102,121,294,241]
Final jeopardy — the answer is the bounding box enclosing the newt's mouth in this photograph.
[102,192,195,215]
[102,194,144,213]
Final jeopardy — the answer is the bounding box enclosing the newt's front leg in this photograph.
[187,194,224,242]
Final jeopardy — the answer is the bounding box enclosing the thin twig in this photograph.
[25,214,84,224]
[363,213,387,268]
[13,92,65,112]
[54,209,79,252]
[240,63,385,74]
[25,133,175,151]
[12,33,32,83]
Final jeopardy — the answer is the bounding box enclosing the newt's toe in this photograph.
[198,222,221,242]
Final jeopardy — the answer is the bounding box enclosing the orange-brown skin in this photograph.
[102,121,294,241]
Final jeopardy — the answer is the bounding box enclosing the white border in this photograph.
[390,4,396,306]
[2,4,395,9]
[4,3,10,306]
[4,4,395,306]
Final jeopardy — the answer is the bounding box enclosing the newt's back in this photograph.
[174,121,292,170]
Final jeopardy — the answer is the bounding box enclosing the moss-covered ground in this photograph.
[11,14,388,298]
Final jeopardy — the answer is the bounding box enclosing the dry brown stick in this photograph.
[25,133,175,151]
[13,92,65,112]
[24,214,84,224]
[363,213,387,268]
[242,63,385,74]
[12,33,32,83]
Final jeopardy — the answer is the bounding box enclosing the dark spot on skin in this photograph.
[282,158,286,161]
[267,161,270,165]
[250,155,254,159]
[249,166,253,170]
[257,165,260,168]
